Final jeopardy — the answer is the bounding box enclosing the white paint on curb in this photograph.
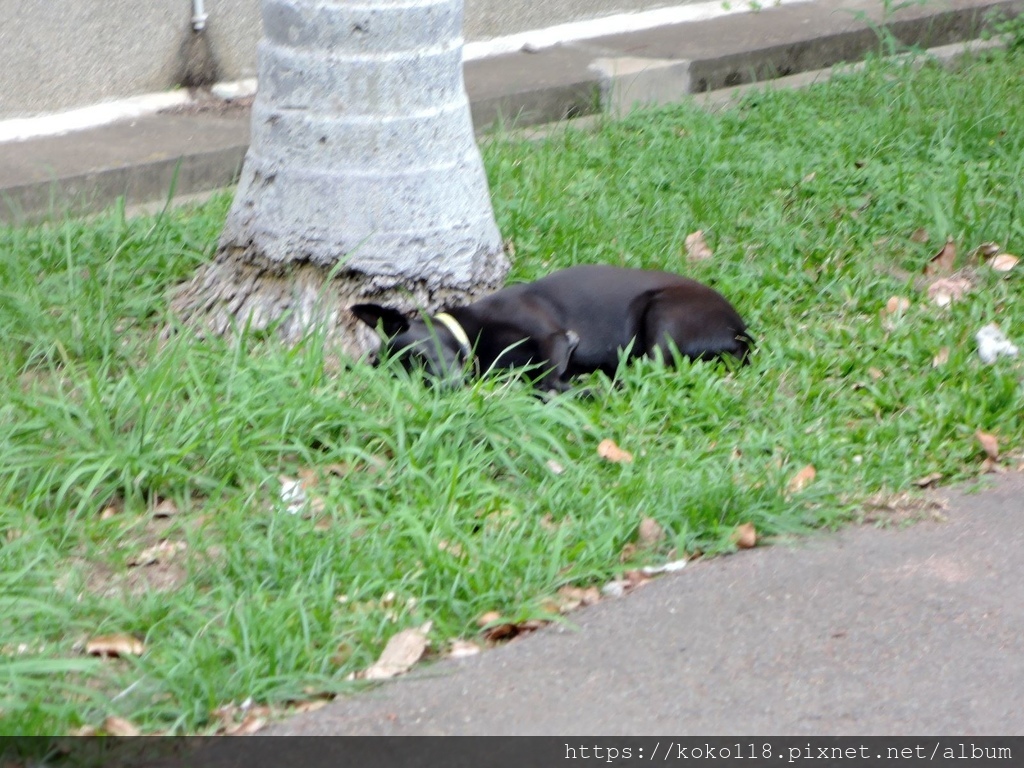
[462,0,815,60]
[0,0,813,144]
[0,91,194,144]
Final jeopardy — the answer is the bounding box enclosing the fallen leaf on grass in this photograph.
[290,699,330,715]
[927,276,972,307]
[731,522,758,549]
[448,640,482,659]
[637,517,665,547]
[127,540,185,567]
[597,439,633,464]
[483,619,546,643]
[225,713,266,736]
[972,242,1001,261]
[546,459,565,475]
[685,230,714,262]
[361,622,432,680]
[980,458,1003,474]
[932,347,950,368]
[618,542,637,563]
[86,634,145,658]
[554,585,602,613]
[601,569,655,598]
[990,253,1019,272]
[99,506,119,521]
[880,297,910,329]
[975,431,1000,460]
[913,472,943,488]
[102,716,141,737]
[787,464,817,495]
[212,701,272,735]
[910,227,930,244]
[475,612,546,643]
[924,237,956,276]
[476,610,503,628]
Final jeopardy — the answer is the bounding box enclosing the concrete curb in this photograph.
[1,0,1020,225]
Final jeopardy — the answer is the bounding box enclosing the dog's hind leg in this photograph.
[641,290,750,364]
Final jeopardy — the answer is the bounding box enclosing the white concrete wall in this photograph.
[0,0,680,119]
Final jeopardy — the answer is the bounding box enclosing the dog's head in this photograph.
[351,304,468,382]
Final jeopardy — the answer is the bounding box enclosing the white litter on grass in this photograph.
[640,558,689,576]
[601,580,629,598]
[279,476,307,514]
[976,323,1019,364]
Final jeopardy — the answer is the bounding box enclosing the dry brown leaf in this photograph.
[623,569,653,589]
[637,517,665,547]
[868,367,884,380]
[913,472,943,488]
[86,634,145,658]
[975,430,1000,460]
[290,699,330,714]
[973,242,1001,260]
[225,713,266,736]
[102,716,141,737]
[362,623,431,680]
[479,617,546,643]
[925,237,956,276]
[980,457,1003,474]
[927,276,972,307]
[555,585,602,613]
[990,253,1019,272]
[787,464,817,495]
[618,542,637,563]
[910,228,930,244]
[597,438,633,464]
[685,230,714,262]
[932,347,950,368]
[476,610,503,628]
[480,622,519,642]
[882,296,910,317]
[731,522,758,549]
[99,506,119,521]
[448,640,482,659]
[127,539,185,568]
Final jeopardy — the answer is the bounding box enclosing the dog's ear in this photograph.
[350,304,409,338]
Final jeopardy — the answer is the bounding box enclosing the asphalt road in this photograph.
[265,472,1024,736]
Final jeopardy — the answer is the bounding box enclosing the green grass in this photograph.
[2,48,1023,735]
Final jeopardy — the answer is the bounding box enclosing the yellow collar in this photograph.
[433,312,473,359]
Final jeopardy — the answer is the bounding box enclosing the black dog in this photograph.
[351,264,751,391]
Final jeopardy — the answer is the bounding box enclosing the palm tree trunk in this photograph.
[172,0,508,355]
